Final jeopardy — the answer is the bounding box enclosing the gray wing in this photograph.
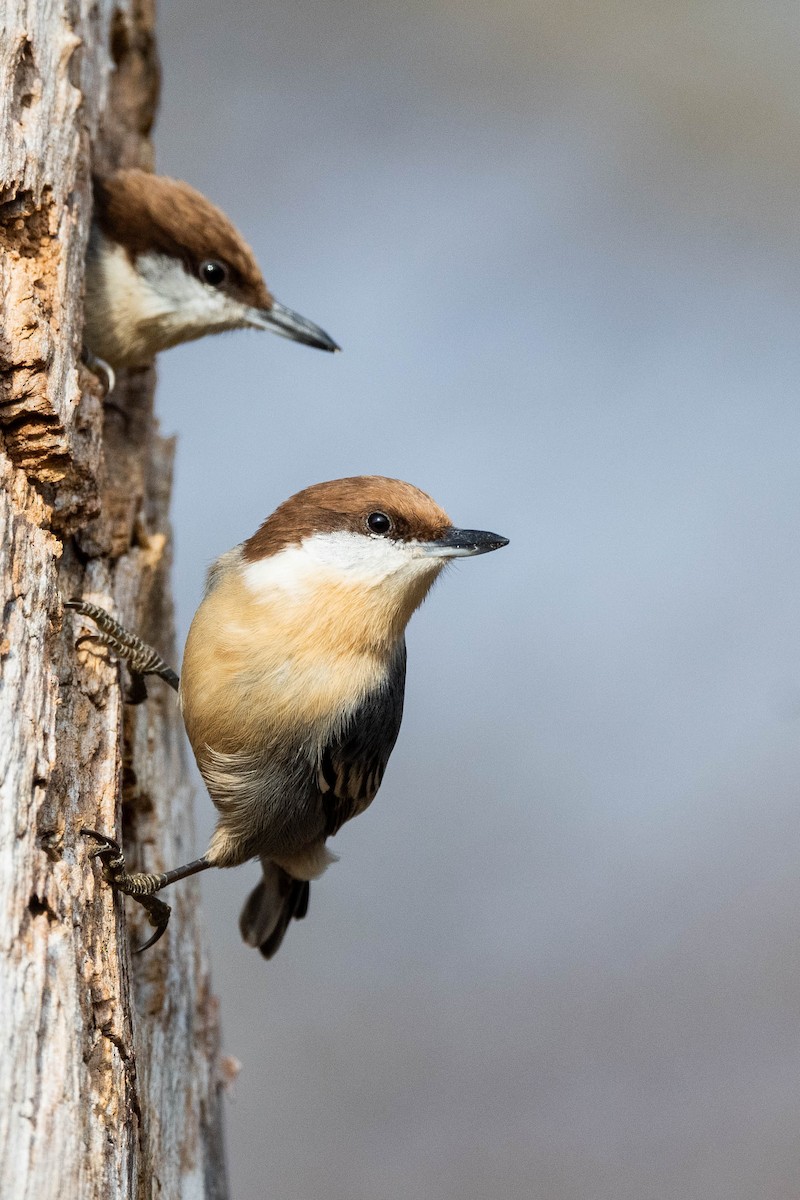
[317,643,407,838]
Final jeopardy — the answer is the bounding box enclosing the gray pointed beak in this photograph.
[423,527,509,558]
[249,299,340,352]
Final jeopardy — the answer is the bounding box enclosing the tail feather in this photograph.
[239,861,310,960]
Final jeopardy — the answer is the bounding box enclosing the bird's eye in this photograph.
[199,260,228,287]
[366,511,392,535]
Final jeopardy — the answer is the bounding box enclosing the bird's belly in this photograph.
[201,742,326,867]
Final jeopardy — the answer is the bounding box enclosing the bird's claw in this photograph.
[81,349,116,396]
[74,633,149,704]
[133,894,172,952]
[82,827,125,879]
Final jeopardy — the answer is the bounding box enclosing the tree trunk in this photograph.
[0,4,228,1197]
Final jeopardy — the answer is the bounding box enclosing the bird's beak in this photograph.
[249,299,340,352]
[422,527,509,558]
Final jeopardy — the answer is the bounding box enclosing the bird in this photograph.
[75,476,508,958]
[83,169,338,380]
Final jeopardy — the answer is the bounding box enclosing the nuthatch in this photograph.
[75,476,508,957]
[83,169,338,375]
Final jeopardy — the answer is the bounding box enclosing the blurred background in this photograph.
[153,3,800,1197]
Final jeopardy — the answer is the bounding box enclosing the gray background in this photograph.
[152,2,800,1197]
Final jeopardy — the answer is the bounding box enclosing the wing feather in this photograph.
[318,645,406,837]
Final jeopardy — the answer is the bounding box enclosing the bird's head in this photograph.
[88,170,338,364]
[239,476,509,647]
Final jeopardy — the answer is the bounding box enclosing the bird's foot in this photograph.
[82,829,172,952]
[66,599,180,703]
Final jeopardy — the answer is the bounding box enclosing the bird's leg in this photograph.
[66,599,180,704]
[82,830,212,952]
[81,348,116,396]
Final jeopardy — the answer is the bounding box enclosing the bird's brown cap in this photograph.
[93,169,273,310]
[242,477,454,562]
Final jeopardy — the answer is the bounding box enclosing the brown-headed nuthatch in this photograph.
[84,169,338,376]
[75,476,507,958]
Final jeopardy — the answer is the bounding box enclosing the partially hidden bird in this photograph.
[83,169,338,383]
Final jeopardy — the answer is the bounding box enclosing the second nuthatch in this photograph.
[78,476,508,958]
[84,169,338,371]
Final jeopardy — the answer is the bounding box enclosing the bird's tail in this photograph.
[239,860,310,959]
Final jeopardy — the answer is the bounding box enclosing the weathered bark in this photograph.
[0,4,228,1198]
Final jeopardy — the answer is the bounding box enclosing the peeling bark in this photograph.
[0,4,228,1198]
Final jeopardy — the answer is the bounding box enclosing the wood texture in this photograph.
[0,4,228,1197]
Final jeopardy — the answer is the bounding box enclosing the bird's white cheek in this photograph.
[304,532,414,581]
[135,253,250,335]
[241,533,440,600]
